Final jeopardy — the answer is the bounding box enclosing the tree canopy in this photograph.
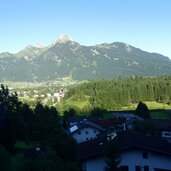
[0,84,79,170]
[64,76,171,112]
[136,101,150,119]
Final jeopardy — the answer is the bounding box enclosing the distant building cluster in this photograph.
[15,88,67,105]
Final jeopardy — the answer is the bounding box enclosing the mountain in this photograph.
[0,36,171,82]
[15,45,47,60]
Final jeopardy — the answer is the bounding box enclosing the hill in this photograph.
[0,36,171,82]
[63,76,171,112]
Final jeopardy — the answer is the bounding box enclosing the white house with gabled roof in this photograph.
[69,120,105,143]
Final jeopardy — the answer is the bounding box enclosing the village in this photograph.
[16,88,66,105]
[66,113,171,171]
[6,80,70,105]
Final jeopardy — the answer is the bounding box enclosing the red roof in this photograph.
[91,118,126,128]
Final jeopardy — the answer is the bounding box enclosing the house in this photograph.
[68,116,89,127]
[68,115,127,131]
[112,112,144,130]
[112,112,143,121]
[69,120,105,143]
[90,118,127,132]
[77,131,171,171]
[141,119,171,142]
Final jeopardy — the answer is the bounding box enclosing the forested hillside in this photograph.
[64,76,171,111]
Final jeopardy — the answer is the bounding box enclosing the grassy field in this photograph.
[66,99,90,109]
[64,95,92,112]
[121,101,171,110]
[65,99,171,111]
[102,109,171,120]
[63,99,171,119]
[118,101,171,119]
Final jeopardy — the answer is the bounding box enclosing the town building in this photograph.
[77,131,171,171]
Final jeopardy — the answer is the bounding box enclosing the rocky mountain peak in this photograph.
[52,34,73,46]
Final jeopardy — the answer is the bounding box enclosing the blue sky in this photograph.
[0,0,171,58]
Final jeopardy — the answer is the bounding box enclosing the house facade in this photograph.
[143,119,171,142]
[69,120,105,143]
[72,126,102,143]
[77,131,171,171]
[81,150,171,171]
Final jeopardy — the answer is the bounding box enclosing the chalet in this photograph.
[77,131,171,171]
[69,120,105,143]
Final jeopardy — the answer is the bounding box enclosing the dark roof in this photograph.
[118,131,171,155]
[68,116,100,123]
[77,131,171,161]
[154,169,171,171]
[77,135,107,160]
[68,116,89,123]
[144,119,171,131]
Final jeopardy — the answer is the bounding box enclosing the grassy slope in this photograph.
[64,98,171,119]
[65,98,171,111]
[121,101,171,110]
[65,95,92,111]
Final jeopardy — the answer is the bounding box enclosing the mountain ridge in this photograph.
[0,38,171,82]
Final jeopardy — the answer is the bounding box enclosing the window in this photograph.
[135,166,141,171]
[164,132,171,136]
[142,152,148,159]
[85,131,88,134]
[162,131,171,137]
[86,138,89,141]
[78,131,81,135]
[144,166,149,171]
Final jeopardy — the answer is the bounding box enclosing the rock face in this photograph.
[0,38,171,82]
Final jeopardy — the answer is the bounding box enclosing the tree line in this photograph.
[0,84,79,171]
[64,76,171,111]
